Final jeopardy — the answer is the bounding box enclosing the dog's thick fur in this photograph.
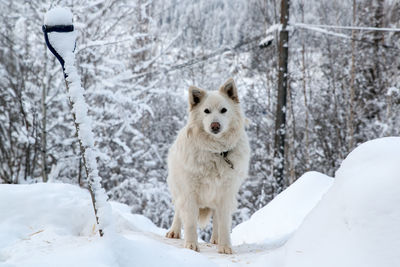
[166,78,250,254]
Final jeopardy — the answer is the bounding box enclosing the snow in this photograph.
[282,137,400,267]
[44,7,76,60]
[44,6,73,26]
[265,23,282,35]
[1,137,399,266]
[293,22,350,39]
[259,34,274,47]
[0,183,216,267]
[293,22,400,32]
[387,86,399,96]
[111,202,166,236]
[44,7,112,233]
[232,171,333,247]
[0,173,333,267]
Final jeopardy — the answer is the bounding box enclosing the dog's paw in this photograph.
[165,230,180,239]
[217,244,233,254]
[210,235,218,244]
[185,241,200,252]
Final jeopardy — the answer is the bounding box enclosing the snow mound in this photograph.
[232,171,333,246]
[0,183,96,248]
[0,183,216,267]
[283,137,400,267]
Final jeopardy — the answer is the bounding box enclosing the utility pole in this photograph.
[273,0,289,193]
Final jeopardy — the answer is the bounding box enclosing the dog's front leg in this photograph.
[182,199,200,252]
[216,202,233,254]
[166,210,181,239]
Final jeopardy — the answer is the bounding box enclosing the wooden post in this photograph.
[273,0,290,193]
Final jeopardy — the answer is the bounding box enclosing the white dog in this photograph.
[166,78,250,254]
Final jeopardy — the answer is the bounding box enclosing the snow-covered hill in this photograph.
[0,137,399,267]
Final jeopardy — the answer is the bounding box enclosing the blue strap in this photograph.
[42,24,75,78]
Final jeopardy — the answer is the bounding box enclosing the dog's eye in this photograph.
[204,109,210,114]
[220,108,227,114]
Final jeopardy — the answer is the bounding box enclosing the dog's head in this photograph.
[188,78,241,139]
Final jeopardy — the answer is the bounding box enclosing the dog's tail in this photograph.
[198,208,212,229]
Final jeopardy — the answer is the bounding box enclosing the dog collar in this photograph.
[220,151,234,169]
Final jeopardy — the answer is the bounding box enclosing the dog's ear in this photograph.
[219,78,239,103]
[188,86,206,110]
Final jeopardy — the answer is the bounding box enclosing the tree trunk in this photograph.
[41,48,48,183]
[300,0,309,171]
[273,0,289,193]
[348,0,356,151]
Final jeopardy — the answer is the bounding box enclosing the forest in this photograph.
[1,0,399,232]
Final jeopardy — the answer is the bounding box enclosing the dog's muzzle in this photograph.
[210,122,221,134]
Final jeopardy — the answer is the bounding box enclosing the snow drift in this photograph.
[283,137,400,267]
[232,171,333,246]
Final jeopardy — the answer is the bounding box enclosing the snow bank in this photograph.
[232,171,333,246]
[0,183,216,267]
[283,137,400,267]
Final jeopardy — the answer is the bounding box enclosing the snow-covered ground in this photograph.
[0,137,399,266]
[0,173,331,267]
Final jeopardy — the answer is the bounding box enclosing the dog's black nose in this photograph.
[211,122,220,134]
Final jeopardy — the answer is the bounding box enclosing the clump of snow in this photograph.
[283,137,400,267]
[265,23,282,35]
[44,7,76,61]
[259,34,274,47]
[387,86,399,96]
[232,171,333,246]
[44,6,73,26]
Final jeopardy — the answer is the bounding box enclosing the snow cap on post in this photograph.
[43,7,76,68]
[44,6,73,26]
